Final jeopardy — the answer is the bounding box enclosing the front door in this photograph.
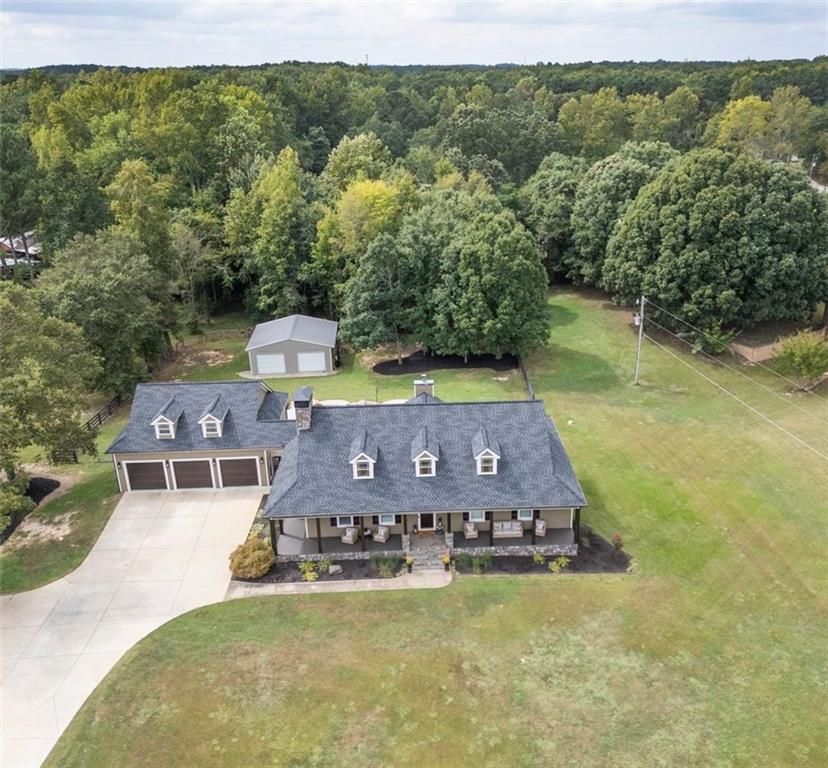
[418,512,435,531]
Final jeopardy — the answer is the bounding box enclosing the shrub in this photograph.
[298,559,318,581]
[627,558,641,575]
[0,474,36,532]
[611,532,624,551]
[532,551,546,566]
[457,552,492,574]
[371,555,400,578]
[228,537,275,579]
[773,331,828,389]
[548,556,571,574]
[318,556,333,574]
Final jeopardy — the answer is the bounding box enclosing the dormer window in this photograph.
[476,452,498,475]
[416,455,436,477]
[472,427,501,476]
[200,417,222,438]
[353,458,374,479]
[349,429,377,480]
[154,420,174,440]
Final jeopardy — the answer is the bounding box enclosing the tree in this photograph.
[0,284,99,476]
[602,149,828,341]
[767,86,813,162]
[569,142,678,285]
[557,87,630,159]
[37,231,174,395]
[104,158,172,274]
[432,210,550,359]
[171,221,213,331]
[340,234,414,363]
[0,124,40,278]
[662,86,701,150]
[519,153,589,278]
[773,332,828,390]
[249,147,317,316]
[320,132,392,193]
[707,95,772,156]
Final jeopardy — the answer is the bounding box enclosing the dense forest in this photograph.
[1,58,827,398]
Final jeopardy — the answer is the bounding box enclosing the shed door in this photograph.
[126,462,167,491]
[256,353,286,374]
[172,460,214,489]
[219,458,260,487]
[297,351,327,372]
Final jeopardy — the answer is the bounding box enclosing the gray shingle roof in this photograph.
[107,381,295,454]
[154,397,183,424]
[406,392,443,405]
[200,394,229,422]
[410,426,440,460]
[245,315,338,351]
[349,428,378,462]
[265,399,586,519]
[471,426,500,458]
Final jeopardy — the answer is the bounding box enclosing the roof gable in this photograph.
[410,426,440,461]
[471,425,501,459]
[246,315,338,351]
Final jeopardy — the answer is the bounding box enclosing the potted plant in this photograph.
[404,555,414,573]
[441,553,451,572]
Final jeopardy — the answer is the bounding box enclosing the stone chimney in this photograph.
[294,387,314,431]
[413,378,434,397]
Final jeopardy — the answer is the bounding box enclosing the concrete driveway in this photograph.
[0,488,262,768]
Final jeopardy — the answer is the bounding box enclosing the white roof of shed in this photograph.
[246,314,338,351]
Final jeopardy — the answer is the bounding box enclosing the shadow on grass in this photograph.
[529,344,620,393]
[546,301,579,328]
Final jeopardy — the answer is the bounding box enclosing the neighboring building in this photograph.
[245,314,338,377]
[108,379,587,561]
[0,231,42,277]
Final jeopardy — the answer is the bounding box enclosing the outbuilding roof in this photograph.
[265,399,586,519]
[107,381,295,454]
[245,315,338,351]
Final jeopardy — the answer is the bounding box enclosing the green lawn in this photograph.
[45,289,828,767]
[0,417,124,593]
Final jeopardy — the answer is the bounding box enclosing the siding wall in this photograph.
[248,339,334,376]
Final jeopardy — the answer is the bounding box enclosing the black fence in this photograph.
[50,395,123,465]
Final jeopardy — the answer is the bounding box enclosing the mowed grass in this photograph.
[43,290,828,766]
[0,417,124,593]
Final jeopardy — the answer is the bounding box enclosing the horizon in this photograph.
[1,1,825,69]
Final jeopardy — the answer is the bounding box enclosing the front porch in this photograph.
[451,527,575,549]
[274,517,406,561]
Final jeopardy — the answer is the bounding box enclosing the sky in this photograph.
[0,1,825,69]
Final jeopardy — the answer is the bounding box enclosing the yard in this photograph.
[43,290,828,767]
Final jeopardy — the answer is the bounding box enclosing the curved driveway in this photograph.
[0,488,262,768]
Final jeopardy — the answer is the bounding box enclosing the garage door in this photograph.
[219,458,260,487]
[256,353,286,374]
[126,462,167,491]
[172,460,214,489]
[297,351,327,372]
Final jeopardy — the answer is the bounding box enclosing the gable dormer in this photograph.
[151,397,183,440]
[349,428,377,479]
[198,394,229,438]
[472,426,501,475]
[411,426,439,477]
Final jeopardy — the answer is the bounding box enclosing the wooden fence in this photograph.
[50,395,123,465]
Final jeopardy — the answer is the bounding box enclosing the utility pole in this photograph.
[634,295,645,385]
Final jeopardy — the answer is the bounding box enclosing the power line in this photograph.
[645,315,828,425]
[642,333,828,461]
[643,297,828,402]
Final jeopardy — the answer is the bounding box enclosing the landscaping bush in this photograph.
[371,555,400,578]
[229,537,275,579]
[532,551,546,566]
[548,556,571,574]
[773,331,828,389]
[298,559,319,582]
[611,533,624,551]
[456,552,493,574]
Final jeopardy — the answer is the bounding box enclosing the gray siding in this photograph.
[248,340,334,376]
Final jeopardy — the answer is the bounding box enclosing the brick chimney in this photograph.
[294,387,313,430]
[413,378,434,397]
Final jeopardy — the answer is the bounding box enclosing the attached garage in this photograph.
[171,459,214,489]
[218,457,260,487]
[125,461,167,491]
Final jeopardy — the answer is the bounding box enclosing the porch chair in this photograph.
[534,518,547,538]
[373,525,390,544]
[463,521,479,540]
[341,526,359,545]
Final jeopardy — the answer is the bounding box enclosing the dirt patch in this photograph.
[373,350,519,376]
[358,343,418,368]
[22,464,77,505]
[453,529,631,575]
[3,512,75,551]
[176,349,235,369]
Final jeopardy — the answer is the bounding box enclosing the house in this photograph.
[1,231,42,277]
[245,314,338,377]
[107,380,586,560]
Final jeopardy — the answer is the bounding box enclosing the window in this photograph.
[517,509,534,521]
[155,421,174,439]
[477,455,497,475]
[416,457,435,477]
[468,510,486,523]
[202,420,221,438]
[379,513,397,526]
[335,516,354,528]
[353,459,373,479]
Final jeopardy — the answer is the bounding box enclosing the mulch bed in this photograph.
[241,556,405,584]
[453,529,631,575]
[0,476,62,546]
[373,350,518,376]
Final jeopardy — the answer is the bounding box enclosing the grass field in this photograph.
[45,290,828,767]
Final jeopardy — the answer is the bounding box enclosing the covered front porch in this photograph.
[450,526,575,549]
[272,517,406,560]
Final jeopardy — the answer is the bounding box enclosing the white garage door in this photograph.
[297,351,327,372]
[256,353,286,374]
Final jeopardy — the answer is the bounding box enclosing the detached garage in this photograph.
[246,315,337,377]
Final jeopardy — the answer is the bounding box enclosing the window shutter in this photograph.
[330,517,336,527]
[511,510,518,520]
[462,512,469,521]
[372,516,378,525]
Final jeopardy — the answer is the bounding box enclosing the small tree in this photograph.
[773,331,828,390]
[229,537,275,579]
